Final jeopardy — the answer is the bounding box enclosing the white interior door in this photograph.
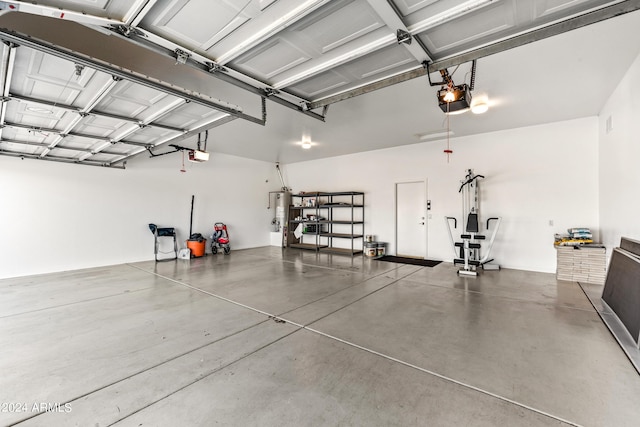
[396,181,427,258]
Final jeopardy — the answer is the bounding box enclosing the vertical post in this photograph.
[362,192,364,256]
[351,193,355,255]
[189,195,195,237]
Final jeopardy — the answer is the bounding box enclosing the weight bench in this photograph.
[148,223,177,262]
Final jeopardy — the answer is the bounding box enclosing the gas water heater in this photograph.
[268,163,291,247]
[269,191,291,247]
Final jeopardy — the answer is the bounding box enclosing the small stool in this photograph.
[148,224,177,262]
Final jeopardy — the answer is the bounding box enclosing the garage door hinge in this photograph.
[206,62,226,73]
[110,24,145,38]
[174,49,191,65]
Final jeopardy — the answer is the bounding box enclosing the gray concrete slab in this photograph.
[579,281,614,314]
[0,264,161,318]
[135,252,397,317]
[401,262,594,311]
[282,264,421,325]
[130,251,278,280]
[241,246,405,277]
[2,248,638,426]
[307,278,640,427]
[110,330,570,427]
[16,320,299,427]
[0,278,267,426]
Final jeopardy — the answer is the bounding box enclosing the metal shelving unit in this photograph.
[288,192,364,256]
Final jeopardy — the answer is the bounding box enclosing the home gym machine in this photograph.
[445,169,501,276]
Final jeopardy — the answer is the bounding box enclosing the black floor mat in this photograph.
[375,256,442,267]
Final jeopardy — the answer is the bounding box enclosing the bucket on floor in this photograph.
[376,242,386,257]
[365,242,377,257]
[186,239,206,257]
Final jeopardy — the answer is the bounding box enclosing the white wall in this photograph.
[2,106,618,279]
[598,51,640,251]
[0,152,279,279]
[285,117,599,273]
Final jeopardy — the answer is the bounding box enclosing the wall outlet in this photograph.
[549,220,554,226]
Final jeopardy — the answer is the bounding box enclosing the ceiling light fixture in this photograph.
[443,87,455,103]
[301,135,312,149]
[470,94,489,114]
[471,101,489,114]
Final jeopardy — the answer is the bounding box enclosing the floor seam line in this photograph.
[303,326,582,427]
[9,319,274,426]
[104,327,303,427]
[130,260,413,337]
[283,274,412,328]
[127,264,306,328]
[118,259,580,425]
[275,265,417,319]
[0,287,153,319]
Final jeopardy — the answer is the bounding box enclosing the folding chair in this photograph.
[148,224,177,262]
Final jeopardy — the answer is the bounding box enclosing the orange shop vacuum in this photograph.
[186,195,206,258]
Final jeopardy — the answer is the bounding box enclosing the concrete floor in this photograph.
[1,247,639,426]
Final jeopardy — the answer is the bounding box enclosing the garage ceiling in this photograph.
[1,0,639,167]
